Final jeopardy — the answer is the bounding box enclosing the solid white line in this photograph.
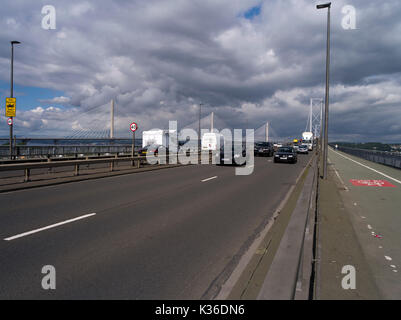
[4,213,97,241]
[329,157,349,191]
[201,176,218,182]
[331,149,401,185]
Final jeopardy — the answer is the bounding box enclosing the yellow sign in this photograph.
[5,98,16,117]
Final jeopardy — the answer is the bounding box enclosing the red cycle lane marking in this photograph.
[349,179,396,187]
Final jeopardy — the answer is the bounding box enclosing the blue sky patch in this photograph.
[243,5,262,20]
[0,80,68,111]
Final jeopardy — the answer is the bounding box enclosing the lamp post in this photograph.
[316,3,331,179]
[9,40,20,160]
[198,103,202,153]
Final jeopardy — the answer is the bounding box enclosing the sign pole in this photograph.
[130,122,138,165]
[132,131,135,157]
[9,44,14,160]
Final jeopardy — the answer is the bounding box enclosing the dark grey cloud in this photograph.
[0,0,401,142]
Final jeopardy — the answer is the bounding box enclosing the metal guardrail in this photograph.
[257,156,317,300]
[0,152,207,183]
[335,146,401,169]
[0,145,132,159]
[0,155,154,182]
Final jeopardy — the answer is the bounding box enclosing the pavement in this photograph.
[0,154,312,299]
[317,147,401,299]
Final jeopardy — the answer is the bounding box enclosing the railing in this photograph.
[0,145,133,159]
[0,151,207,184]
[334,146,401,169]
[0,155,148,182]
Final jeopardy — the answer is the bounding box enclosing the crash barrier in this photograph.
[335,146,401,169]
[257,157,317,300]
[0,152,210,183]
[0,145,132,159]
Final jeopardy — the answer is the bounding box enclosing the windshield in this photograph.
[278,147,293,153]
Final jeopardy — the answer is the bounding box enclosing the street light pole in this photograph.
[317,3,331,179]
[198,103,202,153]
[9,41,20,160]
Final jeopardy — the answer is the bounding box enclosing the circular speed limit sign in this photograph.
[130,122,138,132]
[7,118,13,126]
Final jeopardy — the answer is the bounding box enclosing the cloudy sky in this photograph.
[1,0,401,142]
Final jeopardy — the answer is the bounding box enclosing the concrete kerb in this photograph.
[257,157,317,300]
[215,155,316,300]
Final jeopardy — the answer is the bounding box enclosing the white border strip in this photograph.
[331,149,401,185]
[4,213,97,241]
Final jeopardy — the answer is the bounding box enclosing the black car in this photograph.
[254,142,274,157]
[216,143,247,165]
[274,146,298,163]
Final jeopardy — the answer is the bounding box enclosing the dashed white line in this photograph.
[385,256,393,261]
[367,224,372,230]
[331,148,401,185]
[4,213,97,241]
[201,176,218,182]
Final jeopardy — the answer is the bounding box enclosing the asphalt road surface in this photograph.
[327,148,401,299]
[0,154,311,299]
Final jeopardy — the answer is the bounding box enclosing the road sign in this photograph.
[130,122,138,132]
[7,118,13,126]
[5,97,16,117]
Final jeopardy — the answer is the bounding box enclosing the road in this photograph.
[0,154,311,299]
[327,148,401,299]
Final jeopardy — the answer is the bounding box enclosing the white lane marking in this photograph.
[329,157,349,191]
[4,213,97,241]
[385,256,393,261]
[390,265,396,268]
[367,224,372,230]
[201,176,218,182]
[331,149,401,185]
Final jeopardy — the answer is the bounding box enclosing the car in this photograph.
[216,142,247,165]
[254,142,274,157]
[138,144,167,156]
[274,146,298,163]
[297,144,309,154]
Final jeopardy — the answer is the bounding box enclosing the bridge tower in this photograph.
[110,99,114,139]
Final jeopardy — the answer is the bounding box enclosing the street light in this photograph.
[316,3,331,179]
[198,103,202,153]
[10,40,21,160]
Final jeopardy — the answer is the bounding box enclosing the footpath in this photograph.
[316,147,401,299]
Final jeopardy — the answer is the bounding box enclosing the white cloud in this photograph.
[0,0,400,142]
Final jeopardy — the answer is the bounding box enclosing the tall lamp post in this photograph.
[10,40,21,160]
[198,103,202,153]
[316,3,331,179]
